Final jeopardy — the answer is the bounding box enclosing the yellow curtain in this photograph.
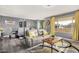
[73,10,79,40]
[50,17,55,35]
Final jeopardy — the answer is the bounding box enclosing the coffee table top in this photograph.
[43,37,61,45]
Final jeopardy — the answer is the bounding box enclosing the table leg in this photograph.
[51,44,53,53]
[31,39,33,47]
[42,41,44,48]
[61,40,63,46]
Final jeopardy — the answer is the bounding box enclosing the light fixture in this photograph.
[43,5,55,8]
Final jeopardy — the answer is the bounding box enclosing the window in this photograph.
[24,21,26,27]
[55,16,74,39]
[19,22,23,27]
[57,20,72,33]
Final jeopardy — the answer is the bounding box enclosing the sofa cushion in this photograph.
[29,30,38,38]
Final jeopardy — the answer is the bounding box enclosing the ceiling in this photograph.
[0,5,79,20]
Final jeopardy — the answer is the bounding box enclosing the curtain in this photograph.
[50,17,55,35]
[73,10,79,40]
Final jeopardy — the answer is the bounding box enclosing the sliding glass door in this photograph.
[55,16,74,39]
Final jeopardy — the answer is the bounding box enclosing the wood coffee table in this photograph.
[42,37,61,53]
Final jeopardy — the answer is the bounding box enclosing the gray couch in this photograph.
[25,29,50,47]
